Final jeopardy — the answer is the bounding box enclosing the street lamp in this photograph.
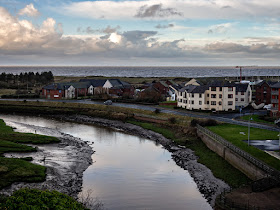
[248,115,253,146]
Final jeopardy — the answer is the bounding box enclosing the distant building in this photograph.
[255,81,277,105]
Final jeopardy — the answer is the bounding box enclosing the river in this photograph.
[0,114,212,210]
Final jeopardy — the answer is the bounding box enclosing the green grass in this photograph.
[0,188,86,209]
[240,115,274,124]
[0,119,60,190]
[207,124,280,171]
[128,120,251,187]
[0,157,46,189]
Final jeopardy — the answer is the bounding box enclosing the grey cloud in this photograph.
[155,23,174,29]
[208,29,213,34]
[222,6,232,9]
[81,25,120,34]
[122,30,157,43]
[204,42,280,54]
[135,4,182,18]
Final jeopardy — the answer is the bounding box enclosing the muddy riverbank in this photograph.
[54,114,230,207]
[0,122,94,199]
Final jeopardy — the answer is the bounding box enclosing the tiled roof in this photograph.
[234,83,249,92]
[270,82,280,88]
[79,79,107,87]
[190,85,209,93]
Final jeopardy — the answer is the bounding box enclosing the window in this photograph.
[207,101,209,104]
[192,93,194,97]
[241,92,244,95]
[219,101,222,105]
[199,101,202,105]
[228,87,233,91]
[219,87,222,91]
[236,98,238,101]
[191,100,194,104]
[207,94,209,97]
[211,101,216,105]
[199,93,202,98]
[228,94,233,98]
[211,94,216,98]
[179,99,182,102]
[264,86,267,91]
[211,87,216,91]
[228,101,233,105]
[219,94,222,98]
[241,98,244,101]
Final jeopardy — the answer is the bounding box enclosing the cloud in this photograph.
[18,3,39,17]
[155,23,174,29]
[78,25,120,34]
[122,30,157,43]
[135,4,182,18]
[208,23,235,34]
[61,0,280,20]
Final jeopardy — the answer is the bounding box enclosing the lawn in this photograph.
[240,114,274,124]
[207,124,280,171]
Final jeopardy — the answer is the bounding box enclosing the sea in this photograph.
[0,66,280,78]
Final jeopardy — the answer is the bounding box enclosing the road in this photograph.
[1,98,279,132]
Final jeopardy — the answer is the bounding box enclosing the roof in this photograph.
[190,85,209,93]
[169,84,183,91]
[80,79,107,87]
[255,80,277,87]
[43,83,63,90]
[270,82,280,88]
[234,83,249,93]
[208,81,235,87]
[179,84,197,92]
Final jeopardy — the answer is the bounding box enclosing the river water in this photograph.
[0,115,211,210]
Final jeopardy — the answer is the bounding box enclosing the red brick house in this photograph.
[270,82,280,117]
[41,83,64,99]
[255,81,277,105]
[153,81,169,95]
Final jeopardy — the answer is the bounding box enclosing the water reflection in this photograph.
[0,114,212,210]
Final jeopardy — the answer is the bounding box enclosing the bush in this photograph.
[190,118,218,127]
[0,188,86,209]
[154,108,161,114]
[168,117,176,124]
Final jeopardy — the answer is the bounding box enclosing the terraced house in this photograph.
[178,79,251,111]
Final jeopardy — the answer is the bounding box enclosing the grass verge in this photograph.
[207,124,280,171]
[240,115,274,124]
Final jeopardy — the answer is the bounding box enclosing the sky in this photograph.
[0,0,280,66]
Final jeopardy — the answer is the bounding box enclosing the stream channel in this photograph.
[0,114,212,210]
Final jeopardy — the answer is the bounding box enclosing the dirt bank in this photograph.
[55,114,230,207]
[0,122,94,199]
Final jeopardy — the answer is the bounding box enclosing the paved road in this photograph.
[1,98,279,131]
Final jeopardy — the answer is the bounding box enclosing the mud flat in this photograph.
[56,114,230,207]
[0,122,94,199]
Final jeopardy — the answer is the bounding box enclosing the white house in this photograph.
[235,83,252,108]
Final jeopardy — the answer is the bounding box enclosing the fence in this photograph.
[196,124,280,182]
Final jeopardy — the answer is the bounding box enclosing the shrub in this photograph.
[190,118,218,127]
[168,117,176,124]
[0,188,86,209]
[154,108,161,114]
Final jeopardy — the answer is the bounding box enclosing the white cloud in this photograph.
[61,0,280,20]
[18,3,40,17]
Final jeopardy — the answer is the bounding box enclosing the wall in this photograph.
[197,129,267,180]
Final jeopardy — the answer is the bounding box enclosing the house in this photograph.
[79,79,107,95]
[269,82,280,117]
[153,81,169,95]
[255,81,277,105]
[177,80,236,111]
[41,83,64,99]
[137,86,162,103]
[235,83,252,108]
[168,83,182,101]
[105,79,135,98]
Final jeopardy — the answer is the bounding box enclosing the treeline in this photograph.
[0,71,54,89]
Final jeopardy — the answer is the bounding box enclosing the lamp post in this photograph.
[248,115,253,146]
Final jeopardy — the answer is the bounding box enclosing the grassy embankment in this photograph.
[240,114,274,124]
[0,119,59,190]
[207,124,280,171]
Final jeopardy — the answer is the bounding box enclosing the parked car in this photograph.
[104,100,113,105]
